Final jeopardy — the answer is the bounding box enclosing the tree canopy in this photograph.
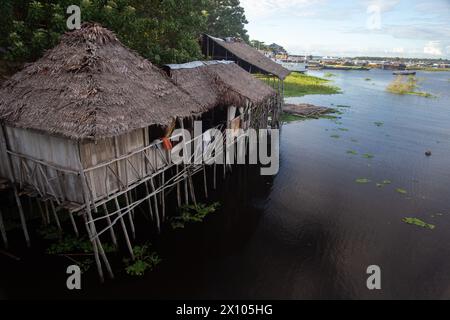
[0,0,250,66]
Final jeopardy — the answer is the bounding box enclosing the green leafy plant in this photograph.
[123,243,161,276]
[396,188,408,195]
[171,202,221,229]
[355,178,371,184]
[402,218,435,230]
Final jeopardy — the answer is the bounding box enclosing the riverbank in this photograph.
[284,72,341,97]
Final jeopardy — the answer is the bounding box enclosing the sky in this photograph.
[240,0,450,58]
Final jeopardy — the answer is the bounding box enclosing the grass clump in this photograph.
[386,75,434,98]
[402,218,435,230]
[171,202,220,229]
[283,72,341,97]
[123,243,161,277]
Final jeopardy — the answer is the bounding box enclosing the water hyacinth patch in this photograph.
[355,178,371,184]
[402,218,435,230]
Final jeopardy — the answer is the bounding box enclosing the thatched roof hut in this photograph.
[0,23,201,141]
[0,24,203,205]
[201,35,290,80]
[165,60,277,111]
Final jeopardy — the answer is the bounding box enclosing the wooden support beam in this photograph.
[114,197,135,260]
[0,209,8,248]
[102,203,117,247]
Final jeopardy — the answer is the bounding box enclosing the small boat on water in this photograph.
[393,71,416,76]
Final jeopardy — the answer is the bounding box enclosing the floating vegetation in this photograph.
[338,128,349,132]
[347,150,358,155]
[283,72,342,97]
[330,134,341,139]
[362,153,374,159]
[365,78,371,81]
[46,235,115,255]
[402,218,435,230]
[386,75,435,98]
[334,121,343,125]
[324,72,336,78]
[171,202,220,229]
[355,178,371,184]
[376,180,392,188]
[336,105,351,108]
[396,188,408,195]
[123,243,161,277]
[374,121,384,127]
[351,138,359,143]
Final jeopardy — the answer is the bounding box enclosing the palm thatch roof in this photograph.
[0,23,202,140]
[166,61,277,110]
[202,35,290,80]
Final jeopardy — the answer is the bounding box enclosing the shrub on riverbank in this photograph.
[283,72,341,97]
[386,75,434,98]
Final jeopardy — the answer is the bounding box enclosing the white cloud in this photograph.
[240,0,325,19]
[424,41,443,56]
[392,47,404,53]
[363,0,401,13]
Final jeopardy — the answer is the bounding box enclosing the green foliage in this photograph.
[0,0,249,65]
[123,243,161,276]
[46,234,116,255]
[402,218,435,230]
[204,0,249,41]
[355,178,371,184]
[284,72,342,97]
[386,75,434,98]
[171,202,220,229]
[396,188,408,195]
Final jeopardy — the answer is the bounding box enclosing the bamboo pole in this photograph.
[213,163,217,190]
[176,165,181,207]
[114,197,135,260]
[36,199,47,225]
[69,212,79,237]
[124,193,136,240]
[1,125,30,247]
[49,200,62,233]
[144,181,154,222]
[102,203,117,247]
[0,209,8,248]
[188,170,197,207]
[161,170,165,222]
[203,165,208,198]
[149,177,161,232]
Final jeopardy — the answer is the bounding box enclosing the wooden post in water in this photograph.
[1,125,30,248]
[114,197,135,260]
[0,209,8,248]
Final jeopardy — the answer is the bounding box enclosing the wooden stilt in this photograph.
[124,193,136,240]
[91,207,114,280]
[203,165,208,198]
[82,213,104,282]
[114,197,135,260]
[144,181,154,221]
[0,209,8,248]
[161,170,165,222]
[149,177,161,232]
[49,200,62,233]
[44,201,50,225]
[102,203,118,247]
[213,163,217,190]
[13,187,30,248]
[1,125,30,247]
[37,199,47,225]
[176,165,181,207]
[188,170,197,206]
[69,212,79,237]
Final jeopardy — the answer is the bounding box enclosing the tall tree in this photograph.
[205,0,249,41]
